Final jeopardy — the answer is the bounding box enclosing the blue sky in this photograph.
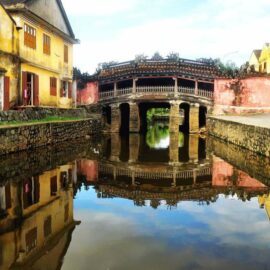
[62,0,270,73]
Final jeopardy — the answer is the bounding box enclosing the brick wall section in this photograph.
[0,117,102,155]
[208,117,270,157]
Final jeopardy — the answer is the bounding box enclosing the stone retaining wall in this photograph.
[0,107,90,122]
[208,117,270,157]
[0,117,102,155]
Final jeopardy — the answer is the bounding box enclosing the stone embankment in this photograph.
[0,108,102,155]
[208,114,270,157]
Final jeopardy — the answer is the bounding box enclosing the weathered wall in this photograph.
[0,107,90,122]
[77,82,99,105]
[0,117,102,155]
[208,117,270,157]
[213,77,270,115]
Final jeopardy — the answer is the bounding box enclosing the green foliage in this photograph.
[196,58,240,77]
[0,116,83,127]
[146,108,169,122]
[73,67,91,90]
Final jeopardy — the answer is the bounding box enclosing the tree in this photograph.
[151,52,163,61]
[167,52,180,61]
[135,54,148,63]
[73,67,91,90]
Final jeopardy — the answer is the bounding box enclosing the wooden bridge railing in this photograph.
[99,86,214,101]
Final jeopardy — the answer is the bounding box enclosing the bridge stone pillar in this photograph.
[129,134,140,163]
[169,101,181,133]
[189,103,200,134]
[189,134,199,163]
[111,103,120,133]
[169,132,179,164]
[129,102,140,133]
[110,133,121,162]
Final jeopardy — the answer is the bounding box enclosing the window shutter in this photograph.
[68,82,72,98]
[50,77,57,96]
[33,74,39,106]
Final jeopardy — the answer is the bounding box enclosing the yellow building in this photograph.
[248,49,261,72]
[0,3,20,110]
[1,0,78,109]
[258,43,270,73]
[0,163,77,269]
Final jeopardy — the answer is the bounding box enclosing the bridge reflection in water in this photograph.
[0,127,270,269]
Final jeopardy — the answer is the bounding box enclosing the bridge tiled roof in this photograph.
[94,59,221,84]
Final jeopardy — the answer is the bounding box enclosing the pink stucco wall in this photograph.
[77,82,99,105]
[213,77,270,114]
[77,160,98,182]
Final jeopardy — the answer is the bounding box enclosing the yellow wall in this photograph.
[259,45,270,74]
[249,52,260,72]
[0,5,20,108]
[13,14,74,108]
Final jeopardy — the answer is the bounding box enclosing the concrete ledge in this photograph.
[208,116,270,157]
[0,117,102,156]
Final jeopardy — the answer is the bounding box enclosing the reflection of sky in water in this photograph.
[152,136,170,149]
[62,188,270,270]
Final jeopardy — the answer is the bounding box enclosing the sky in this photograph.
[61,0,270,74]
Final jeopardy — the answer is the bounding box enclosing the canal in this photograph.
[0,122,270,270]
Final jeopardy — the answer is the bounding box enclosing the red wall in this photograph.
[212,157,267,190]
[213,77,270,114]
[77,82,99,105]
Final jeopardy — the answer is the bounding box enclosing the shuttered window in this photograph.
[24,24,36,49]
[43,34,51,55]
[50,77,57,96]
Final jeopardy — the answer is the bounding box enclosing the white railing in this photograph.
[136,86,174,93]
[99,91,114,100]
[178,86,195,95]
[117,87,132,96]
[198,89,213,99]
[99,86,214,100]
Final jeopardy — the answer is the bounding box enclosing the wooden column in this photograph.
[195,80,198,95]
[173,77,178,97]
[132,78,138,94]
[114,82,117,97]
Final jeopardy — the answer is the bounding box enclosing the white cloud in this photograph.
[67,0,270,73]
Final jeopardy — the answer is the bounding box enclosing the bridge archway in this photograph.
[120,103,130,134]
[179,103,190,133]
[199,106,207,129]
[102,106,111,125]
[138,102,170,133]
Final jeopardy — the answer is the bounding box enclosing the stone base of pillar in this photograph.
[169,101,180,133]
[110,133,121,161]
[189,134,199,163]
[129,103,140,133]
[129,134,140,162]
[169,132,179,163]
[189,104,200,134]
[111,104,120,133]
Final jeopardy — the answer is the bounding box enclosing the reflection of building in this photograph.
[0,163,77,269]
[258,194,270,220]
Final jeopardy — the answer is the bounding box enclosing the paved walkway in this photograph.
[211,114,270,129]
